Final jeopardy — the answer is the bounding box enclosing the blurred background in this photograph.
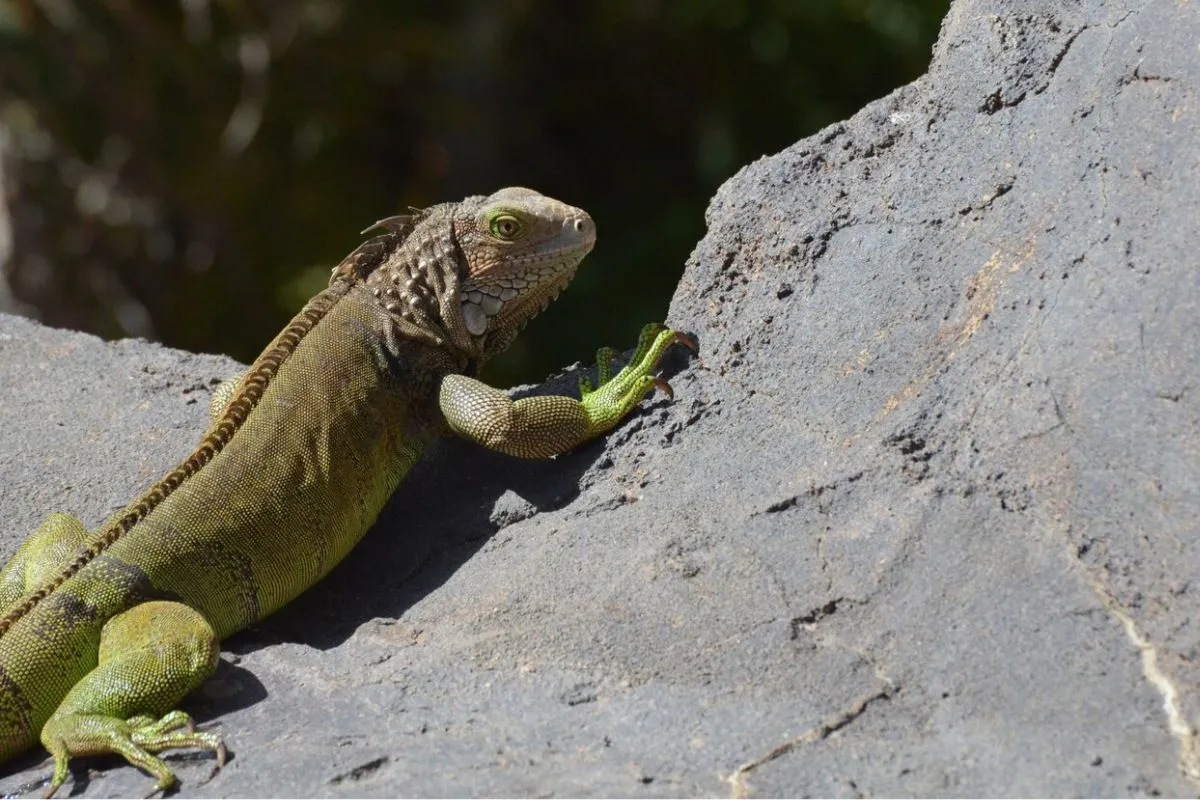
[0,0,947,385]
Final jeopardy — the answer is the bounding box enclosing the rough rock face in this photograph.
[1,0,1197,795]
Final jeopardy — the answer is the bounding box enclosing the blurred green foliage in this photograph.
[0,0,947,384]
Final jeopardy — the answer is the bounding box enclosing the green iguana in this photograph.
[0,187,693,797]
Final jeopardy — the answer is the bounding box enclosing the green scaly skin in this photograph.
[0,187,694,796]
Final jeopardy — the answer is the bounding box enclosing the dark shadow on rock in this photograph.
[0,749,52,797]
[189,656,269,723]
[247,435,597,651]
[233,342,696,652]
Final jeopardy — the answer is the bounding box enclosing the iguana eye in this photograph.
[489,214,524,240]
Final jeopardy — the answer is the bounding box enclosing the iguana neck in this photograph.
[338,219,483,365]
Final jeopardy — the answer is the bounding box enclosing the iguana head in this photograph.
[453,187,596,356]
[352,187,595,361]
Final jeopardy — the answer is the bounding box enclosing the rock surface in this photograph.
[1,0,1198,795]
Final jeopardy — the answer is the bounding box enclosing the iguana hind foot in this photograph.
[39,601,223,798]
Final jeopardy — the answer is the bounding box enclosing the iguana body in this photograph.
[0,188,692,795]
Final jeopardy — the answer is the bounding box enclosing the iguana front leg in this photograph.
[39,600,224,798]
[439,324,694,458]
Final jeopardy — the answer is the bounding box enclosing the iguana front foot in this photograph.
[39,601,223,798]
[577,323,697,421]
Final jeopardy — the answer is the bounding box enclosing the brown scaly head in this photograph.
[344,187,596,363]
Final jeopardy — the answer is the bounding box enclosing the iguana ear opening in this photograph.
[462,302,489,337]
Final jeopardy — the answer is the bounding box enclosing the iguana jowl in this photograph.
[0,188,693,796]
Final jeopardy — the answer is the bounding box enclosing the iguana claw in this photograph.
[204,739,229,783]
[674,331,698,352]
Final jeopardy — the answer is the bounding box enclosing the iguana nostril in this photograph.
[567,216,593,238]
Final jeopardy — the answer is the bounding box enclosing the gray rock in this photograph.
[1,0,1197,795]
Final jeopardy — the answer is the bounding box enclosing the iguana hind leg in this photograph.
[39,600,223,798]
[0,513,89,617]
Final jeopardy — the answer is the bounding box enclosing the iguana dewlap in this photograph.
[0,188,693,796]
